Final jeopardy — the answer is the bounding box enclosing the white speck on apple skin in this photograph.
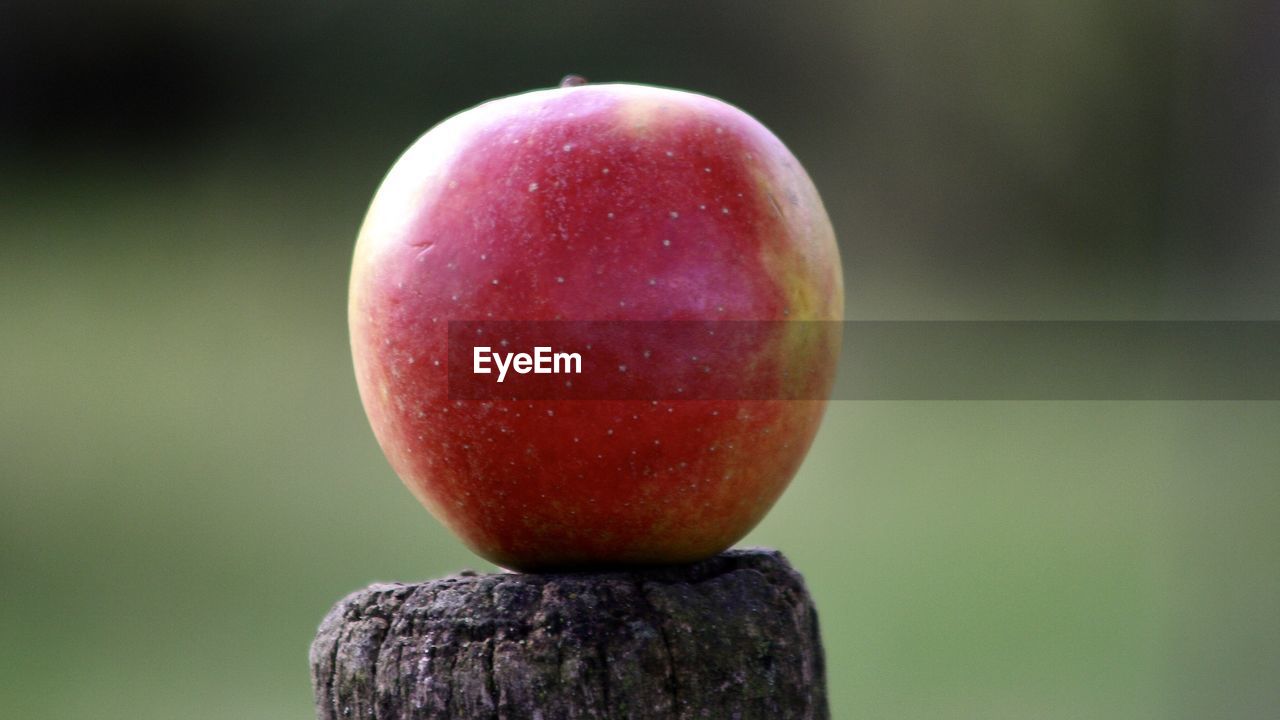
[528,182,538,192]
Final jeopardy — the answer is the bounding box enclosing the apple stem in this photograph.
[559,74,588,88]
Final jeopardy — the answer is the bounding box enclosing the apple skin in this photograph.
[350,82,843,570]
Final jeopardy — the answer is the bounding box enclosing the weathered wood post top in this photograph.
[311,547,828,719]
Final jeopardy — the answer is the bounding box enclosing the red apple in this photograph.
[350,80,843,570]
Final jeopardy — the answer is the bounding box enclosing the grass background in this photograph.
[3,2,1279,718]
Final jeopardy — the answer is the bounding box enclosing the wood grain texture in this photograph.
[310,548,827,719]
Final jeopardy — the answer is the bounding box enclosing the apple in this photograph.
[350,79,843,570]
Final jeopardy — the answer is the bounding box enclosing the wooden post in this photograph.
[310,547,828,719]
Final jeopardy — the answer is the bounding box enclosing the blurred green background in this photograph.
[3,2,1278,718]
